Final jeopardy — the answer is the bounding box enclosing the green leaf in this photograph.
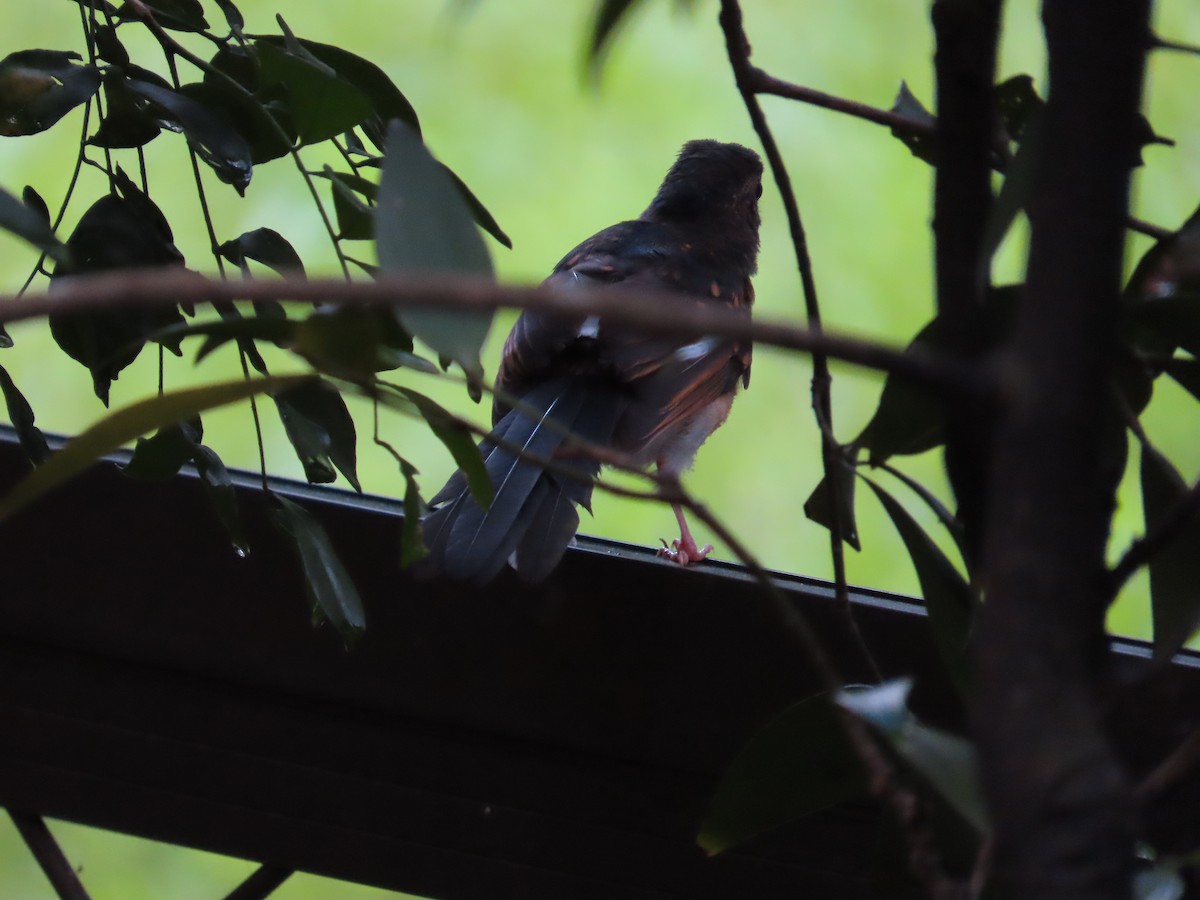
[396,456,428,566]
[212,0,245,32]
[375,121,493,381]
[585,0,698,75]
[122,418,202,481]
[270,494,365,640]
[440,163,512,250]
[379,384,492,509]
[179,78,293,165]
[219,227,306,277]
[273,378,361,492]
[88,68,167,150]
[856,321,945,465]
[292,306,425,380]
[889,81,937,165]
[837,680,989,836]
[255,34,421,138]
[994,74,1044,142]
[866,479,976,694]
[981,109,1043,263]
[1140,444,1200,662]
[1163,357,1200,403]
[698,693,865,855]
[322,166,374,241]
[254,37,373,145]
[0,363,50,466]
[125,79,253,194]
[193,443,249,556]
[0,374,312,525]
[879,463,970,573]
[0,50,101,136]
[49,178,188,404]
[0,184,68,262]
[802,451,860,550]
[137,0,209,32]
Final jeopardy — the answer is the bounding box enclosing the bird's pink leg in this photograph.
[657,503,713,566]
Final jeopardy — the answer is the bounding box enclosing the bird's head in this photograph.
[644,140,763,240]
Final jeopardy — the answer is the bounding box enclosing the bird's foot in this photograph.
[657,536,713,567]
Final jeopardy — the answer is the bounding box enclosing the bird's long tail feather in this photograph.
[420,378,622,584]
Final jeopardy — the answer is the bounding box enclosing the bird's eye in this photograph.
[754,182,763,199]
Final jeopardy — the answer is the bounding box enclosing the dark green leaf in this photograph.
[0,323,11,349]
[440,163,512,249]
[254,39,373,145]
[292,307,423,379]
[584,0,699,75]
[1141,444,1200,661]
[88,68,166,149]
[179,79,292,164]
[21,185,50,227]
[889,81,937,165]
[698,693,865,855]
[837,680,989,835]
[802,451,860,550]
[323,167,374,241]
[219,227,305,277]
[255,35,421,138]
[981,109,1043,262]
[1163,357,1200,403]
[0,50,100,136]
[273,378,361,492]
[0,184,68,262]
[212,0,245,32]
[50,180,187,404]
[93,23,129,67]
[866,479,976,694]
[1127,295,1200,358]
[193,443,249,556]
[124,0,208,31]
[396,456,428,566]
[270,494,365,640]
[122,418,202,480]
[879,463,970,571]
[380,384,492,509]
[857,334,944,464]
[126,78,253,194]
[994,74,1043,142]
[0,364,50,465]
[0,374,312,524]
[376,121,493,380]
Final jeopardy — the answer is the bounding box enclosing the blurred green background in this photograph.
[1,1,1198,896]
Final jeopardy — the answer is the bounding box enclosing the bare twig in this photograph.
[1110,474,1200,594]
[221,864,293,900]
[751,68,932,135]
[1135,726,1200,801]
[8,811,92,900]
[0,270,977,392]
[718,0,879,679]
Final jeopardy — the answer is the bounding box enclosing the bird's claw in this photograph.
[657,537,713,567]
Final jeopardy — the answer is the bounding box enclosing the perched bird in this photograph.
[421,140,763,583]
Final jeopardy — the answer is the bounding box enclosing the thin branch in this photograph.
[1,270,978,393]
[1134,725,1200,801]
[221,864,292,900]
[751,68,932,135]
[8,811,93,900]
[718,0,878,679]
[1109,474,1200,594]
[1151,33,1200,58]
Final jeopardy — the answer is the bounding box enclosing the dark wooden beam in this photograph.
[0,427,1195,897]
